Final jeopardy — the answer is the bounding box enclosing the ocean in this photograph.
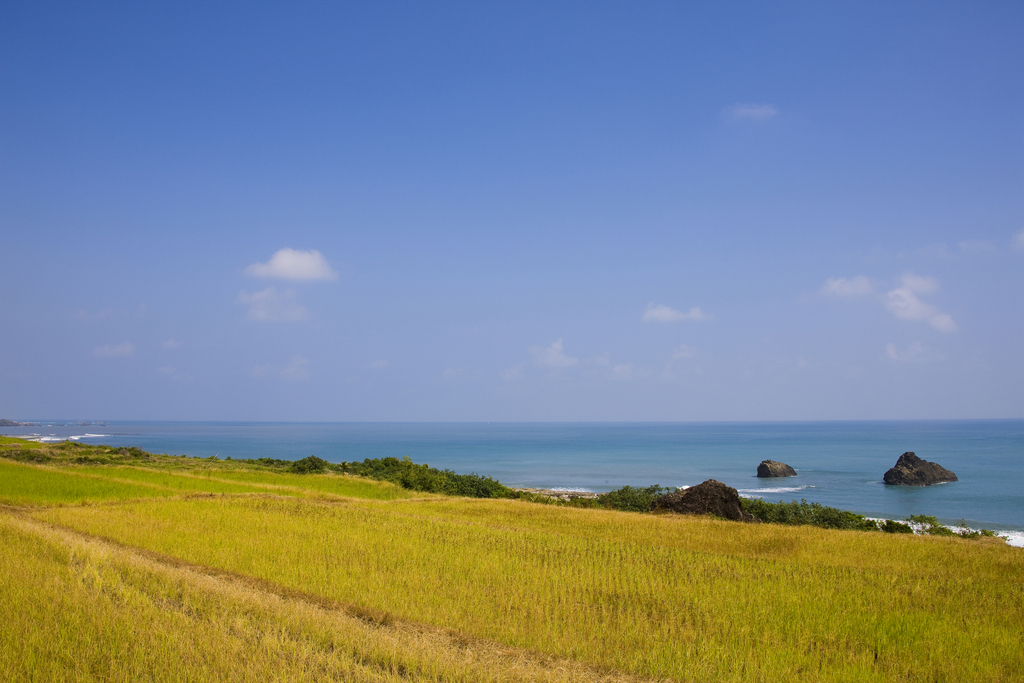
[6,420,1023,541]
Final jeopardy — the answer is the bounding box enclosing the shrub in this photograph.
[946,519,1003,540]
[597,485,672,513]
[880,519,914,534]
[336,456,514,499]
[290,455,330,474]
[740,498,879,532]
[908,514,956,537]
[252,457,292,468]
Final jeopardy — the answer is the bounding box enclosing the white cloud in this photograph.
[280,355,310,381]
[910,243,952,259]
[819,276,874,298]
[672,345,695,360]
[157,366,192,381]
[237,287,308,322]
[728,103,779,121]
[662,345,699,381]
[529,339,579,367]
[958,240,996,253]
[899,272,938,294]
[370,359,389,370]
[75,309,113,321]
[884,273,956,332]
[1014,230,1024,250]
[93,342,135,358]
[885,342,944,363]
[500,363,525,382]
[642,304,710,323]
[161,339,182,349]
[884,288,936,321]
[251,364,273,377]
[927,313,958,333]
[442,368,469,381]
[610,363,649,380]
[245,248,338,281]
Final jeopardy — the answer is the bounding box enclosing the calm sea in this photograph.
[6,420,1023,537]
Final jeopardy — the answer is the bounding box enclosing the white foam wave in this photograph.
[738,485,814,495]
[1001,531,1024,548]
[547,487,594,493]
[21,433,110,443]
[866,518,1024,548]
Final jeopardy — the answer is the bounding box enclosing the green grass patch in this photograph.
[89,466,274,496]
[0,436,46,449]
[206,470,422,501]
[0,461,180,506]
[0,460,425,506]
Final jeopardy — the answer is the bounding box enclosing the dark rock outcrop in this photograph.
[756,460,797,478]
[883,452,957,486]
[652,479,757,522]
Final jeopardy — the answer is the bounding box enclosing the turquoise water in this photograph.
[6,420,1023,534]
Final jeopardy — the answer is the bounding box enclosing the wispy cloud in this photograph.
[819,276,874,298]
[237,287,308,322]
[662,344,701,381]
[529,339,579,367]
[1014,230,1024,250]
[642,304,710,323]
[161,339,182,349]
[727,103,778,121]
[672,345,695,360]
[251,363,273,377]
[280,355,310,381]
[245,248,338,281]
[442,367,465,381]
[885,342,944,363]
[500,363,525,382]
[93,342,135,358]
[370,359,389,370]
[157,366,192,381]
[610,363,649,380]
[75,309,113,321]
[958,240,996,253]
[884,273,956,332]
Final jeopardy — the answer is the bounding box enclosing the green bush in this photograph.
[597,485,672,513]
[1,448,53,464]
[337,456,514,499]
[290,455,330,474]
[908,514,956,537]
[880,519,914,534]
[253,457,292,468]
[740,498,879,532]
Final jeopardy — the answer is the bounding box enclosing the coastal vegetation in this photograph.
[740,497,888,531]
[1,437,1022,681]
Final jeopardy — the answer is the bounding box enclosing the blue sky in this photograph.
[1,1,1022,421]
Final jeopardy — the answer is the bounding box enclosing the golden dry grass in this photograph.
[0,512,646,682]
[32,493,1024,682]
[3,448,1023,682]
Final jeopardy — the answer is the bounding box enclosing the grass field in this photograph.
[2,439,1023,681]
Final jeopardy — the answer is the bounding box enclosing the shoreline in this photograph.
[7,428,1024,544]
[512,483,1024,547]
